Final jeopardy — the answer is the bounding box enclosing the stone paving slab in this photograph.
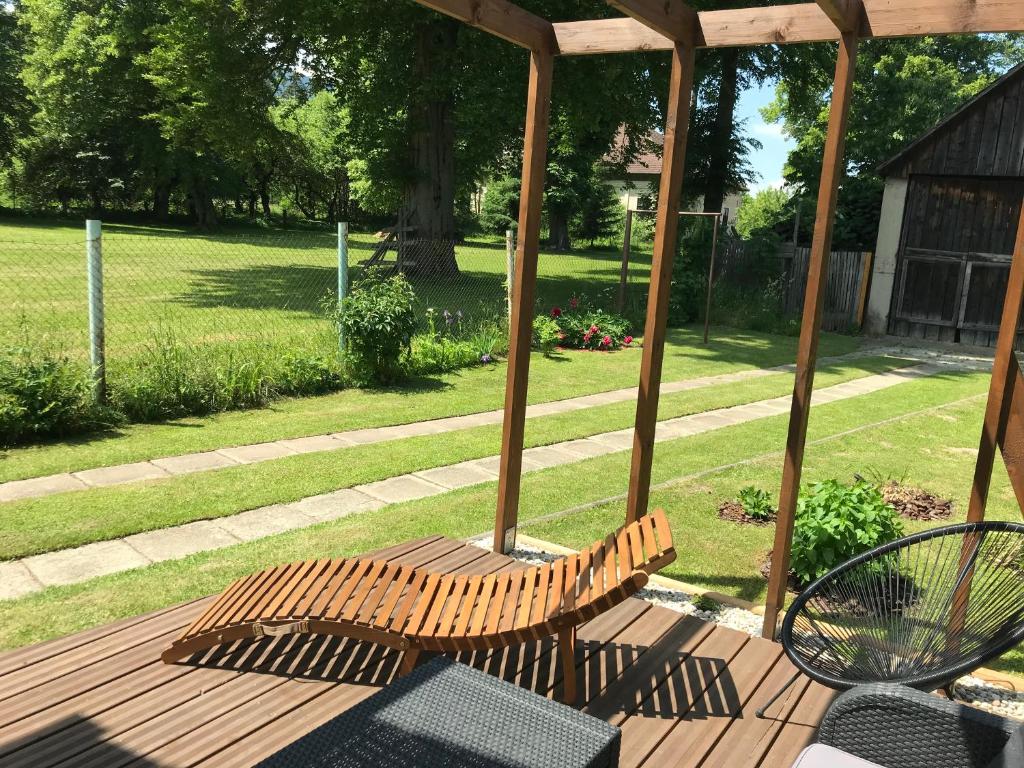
[24,540,152,587]
[0,351,926,505]
[151,450,241,475]
[470,454,543,476]
[124,520,240,561]
[0,561,43,601]
[216,504,319,541]
[277,434,348,454]
[217,442,298,464]
[0,361,954,600]
[73,461,170,487]
[414,461,499,490]
[0,473,89,503]
[289,489,385,521]
[356,475,447,504]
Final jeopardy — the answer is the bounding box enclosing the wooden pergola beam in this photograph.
[416,0,557,52]
[815,0,859,32]
[761,26,860,640]
[493,48,555,553]
[626,41,697,523]
[967,206,1024,523]
[605,0,700,44]
[555,0,1024,55]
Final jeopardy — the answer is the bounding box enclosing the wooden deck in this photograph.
[0,536,835,768]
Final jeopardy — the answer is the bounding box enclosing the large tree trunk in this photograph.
[548,212,572,251]
[703,48,740,215]
[188,177,218,229]
[404,19,460,277]
[153,182,171,221]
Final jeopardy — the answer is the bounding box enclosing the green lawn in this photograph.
[0,366,1005,668]
[0,326,861,482]
[0,355,902,560]
[0,216,649,365]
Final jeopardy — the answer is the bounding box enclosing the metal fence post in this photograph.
[85,219,106,402]
[617,208,633,313]
[337,221,349,351]
[505,229,515,320]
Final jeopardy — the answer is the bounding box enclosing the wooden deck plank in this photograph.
[638,635,787,768]
[0,537,832,768]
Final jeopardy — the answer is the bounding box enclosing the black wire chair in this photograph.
[757,521,1024,718]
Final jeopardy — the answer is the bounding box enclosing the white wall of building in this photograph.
[864,176,909,335]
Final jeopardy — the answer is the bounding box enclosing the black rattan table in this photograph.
[255,656,621,767]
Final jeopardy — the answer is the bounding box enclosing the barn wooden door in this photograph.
[890,175,1024,346]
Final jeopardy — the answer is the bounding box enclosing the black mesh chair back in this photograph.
[781,522,1024,691]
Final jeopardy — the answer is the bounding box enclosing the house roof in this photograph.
[604,127,664,177]
[878,62,1024,176]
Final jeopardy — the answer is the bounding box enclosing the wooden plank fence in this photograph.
[779,245,873,331]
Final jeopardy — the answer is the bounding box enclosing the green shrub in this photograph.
[112,337,274,421]
[532,315,561,355]
[791,479,903,586]
[479,176,521,235]
[552,305,632,350]
[0,347,114,446]
[332,267,417,384]
[409,334,479,374]
[738,486,775,520]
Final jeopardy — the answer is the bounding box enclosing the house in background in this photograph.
[864,63,1024,346]
[603,128,744,224]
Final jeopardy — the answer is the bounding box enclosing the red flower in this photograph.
[583,331,592,343]
[589,324,599,333]
[602,335,612,347]
[569,297,579,310]
[624,335,633,345]
[550,306,562,318]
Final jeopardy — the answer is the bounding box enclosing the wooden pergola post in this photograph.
[493,49,555,553]
[967,205,1024,523]
[761,20,860,639]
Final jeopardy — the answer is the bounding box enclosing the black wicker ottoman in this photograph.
[255,656,621,767]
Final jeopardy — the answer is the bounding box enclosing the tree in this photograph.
[479,176,520,235]
[0,2,27,177]
[272,90,351,223]
[767,35,1024,248]
[735,186,791,238]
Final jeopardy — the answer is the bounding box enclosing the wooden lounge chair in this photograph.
[162,509,675,702]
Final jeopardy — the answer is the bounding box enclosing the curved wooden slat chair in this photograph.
[162,509,675,702]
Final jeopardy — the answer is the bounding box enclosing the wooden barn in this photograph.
[864,62,1024,346]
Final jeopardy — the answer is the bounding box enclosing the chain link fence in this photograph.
[1,223,647,376]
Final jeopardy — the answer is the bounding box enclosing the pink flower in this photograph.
[569,297,579,310]
[589,324,598,333]
[602,335,612,347]
[624,335,633,345]
[557,331,566,340]
[550,307,562,318]
[583,331,592,343]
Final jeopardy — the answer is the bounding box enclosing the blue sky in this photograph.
[734,79,794,194]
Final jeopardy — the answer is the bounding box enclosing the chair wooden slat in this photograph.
[163,509,677,707]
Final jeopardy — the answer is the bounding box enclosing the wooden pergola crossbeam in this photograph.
[815,0,859,32]
[416,0,557,52]
[605,0,700,45]
[554,0,1024,55]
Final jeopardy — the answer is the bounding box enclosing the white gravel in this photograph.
[474,536,1024,720]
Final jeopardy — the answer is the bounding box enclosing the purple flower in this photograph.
[456,309,463,320]
[481,353,493,363]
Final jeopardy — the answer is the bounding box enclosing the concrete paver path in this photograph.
[0,361,951,600]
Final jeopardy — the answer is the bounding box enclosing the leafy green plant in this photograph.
[552,304,632,351]
[330,267,417,384]
[532,315,561,355]
[692,594,720,613]
[738,486,775,521]
[0,347,115,446]
[791,479,903,586]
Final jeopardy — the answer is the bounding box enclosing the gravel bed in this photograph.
[473,536,1024,720]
